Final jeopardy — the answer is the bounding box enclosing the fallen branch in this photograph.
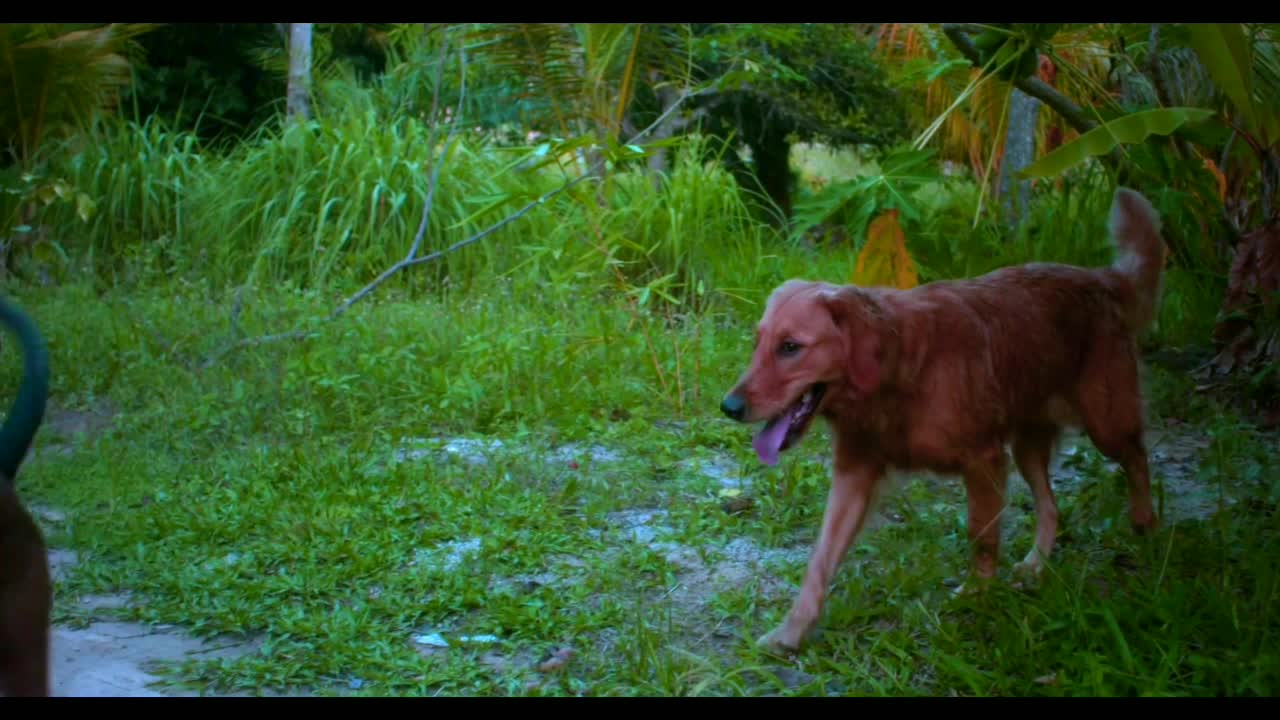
[199,329,317,370]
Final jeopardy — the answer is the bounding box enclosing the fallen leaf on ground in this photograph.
[537,647,575,673]
[412,633,449,648]
[1034,672,1058,686]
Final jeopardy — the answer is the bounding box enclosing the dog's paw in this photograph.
[1011,564,1043,592]
[950,575,993,598]
[1131,511,1159,536]
[1013,556,1046,584]
[756,625,803,657]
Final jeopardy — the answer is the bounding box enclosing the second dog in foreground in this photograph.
[721,187,1167,654]
[0,297,52,697]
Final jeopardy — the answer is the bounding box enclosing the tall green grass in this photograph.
[17,117,1228,432]
[29,68,1228,356]
[41,114,800,324]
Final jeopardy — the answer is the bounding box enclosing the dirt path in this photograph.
[31,404,280,697]
[44,545,272,697]
[52,621,251,697]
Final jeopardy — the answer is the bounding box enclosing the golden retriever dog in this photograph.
[720,187,1166,654]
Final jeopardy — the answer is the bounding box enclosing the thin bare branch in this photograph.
[203,73,705,367]
[407,35,466,261]
[424,25,448,135]
[330,86,702,320]
[414,27,450,203]
[629,86,712,144]
[401,175,594,270]
[328,42,468,321]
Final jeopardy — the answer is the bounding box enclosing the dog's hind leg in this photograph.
[1012,425,1060,580]
[1092,431,1157,535]
[1076,338,1158,534]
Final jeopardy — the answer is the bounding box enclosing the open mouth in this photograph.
[752,384,826,466]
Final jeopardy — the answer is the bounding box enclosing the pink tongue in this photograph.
[753,417,791,466]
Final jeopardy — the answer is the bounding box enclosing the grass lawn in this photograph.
[10,273,1279,697]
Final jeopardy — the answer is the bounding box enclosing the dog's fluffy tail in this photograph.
[1108,186,1166,331]
[0,297,49,486]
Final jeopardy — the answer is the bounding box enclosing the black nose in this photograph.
[720,393,747,421]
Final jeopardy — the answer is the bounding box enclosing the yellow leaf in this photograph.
[852,209,919,290]
[1202,156,1227,203]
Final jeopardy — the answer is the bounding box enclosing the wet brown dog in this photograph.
[721,187,1166,654]
[0,297,52,696]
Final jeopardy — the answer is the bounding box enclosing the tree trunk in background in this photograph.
[645,71,680,179]
[749,128,794,226]
[286,23,313,122]
[999,88,1040,227]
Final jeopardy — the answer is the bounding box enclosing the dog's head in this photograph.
[720,279,890,465]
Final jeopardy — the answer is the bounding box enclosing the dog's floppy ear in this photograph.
[820,286,885,395]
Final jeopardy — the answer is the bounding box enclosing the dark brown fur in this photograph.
[0,487,50,697]
[722,187,1166,653]
[0,297,51,696]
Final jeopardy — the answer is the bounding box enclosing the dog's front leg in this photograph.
[758,457,881,654]
[953,448,1009,595]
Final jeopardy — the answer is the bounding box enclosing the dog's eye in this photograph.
[778,340,802,357]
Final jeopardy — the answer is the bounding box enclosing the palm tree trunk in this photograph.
[287,23,313,121]
[999,88,1040,226]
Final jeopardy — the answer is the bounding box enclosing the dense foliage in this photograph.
[683,23,912,222]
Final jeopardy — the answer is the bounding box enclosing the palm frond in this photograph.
[467,23,695,146]
[467,23,583,136]
[0,23,156,167]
